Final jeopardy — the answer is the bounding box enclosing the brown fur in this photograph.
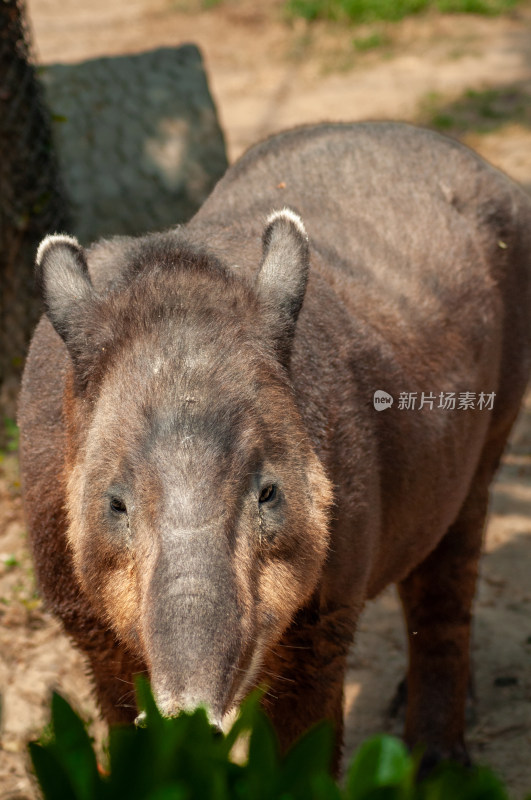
[19,122,531,768]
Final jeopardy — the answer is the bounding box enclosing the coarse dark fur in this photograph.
[19,122,531,771]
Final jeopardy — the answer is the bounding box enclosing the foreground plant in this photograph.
[29,680,512,800]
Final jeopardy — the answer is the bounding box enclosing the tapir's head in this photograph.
[36,210,332,726]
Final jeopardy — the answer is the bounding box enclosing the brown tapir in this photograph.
[18,122,531,771]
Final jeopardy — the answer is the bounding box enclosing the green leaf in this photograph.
[279,720,334,798]
[145,783,190,800]
[106,724,155,798]
[419,763,507,800]
[135,674,165,730]
[308,771,343,800]
[242,710,279,799]
[248,710,278,771]
[357,789,407,800]
[346,736,412,799]
[49,692,101,800]
[28,741,78,800]
[127,679,229,796]
[223,689,264,756]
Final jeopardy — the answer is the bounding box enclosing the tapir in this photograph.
[18,122,531,770]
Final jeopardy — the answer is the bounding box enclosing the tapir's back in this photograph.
[192,121,531,413]
[194,122,531,322]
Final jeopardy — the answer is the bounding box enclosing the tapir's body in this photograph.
[19,123,531,768]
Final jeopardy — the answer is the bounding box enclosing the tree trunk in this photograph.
[0,0,70,427]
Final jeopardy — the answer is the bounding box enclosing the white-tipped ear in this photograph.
[36,234,81,269]
[266,208,307,239]
[36,233,94,345]
[256,208,310,367]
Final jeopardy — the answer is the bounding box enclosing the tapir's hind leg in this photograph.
[397,421,517,769]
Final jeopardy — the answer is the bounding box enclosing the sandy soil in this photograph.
[1,1,531,797]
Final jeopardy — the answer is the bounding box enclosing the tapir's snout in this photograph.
[141,525,247,726]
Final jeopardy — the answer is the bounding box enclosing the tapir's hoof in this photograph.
[417,742,472,781]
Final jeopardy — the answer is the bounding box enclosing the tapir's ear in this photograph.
[255,208,310,367]
[36,234,94,348]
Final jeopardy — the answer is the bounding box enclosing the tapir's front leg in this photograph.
[260,604,355,775]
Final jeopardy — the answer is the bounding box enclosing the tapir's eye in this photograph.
[110,497,127,515]
[259,484,277,504]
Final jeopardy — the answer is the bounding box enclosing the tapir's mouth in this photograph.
[136,632,269,731]
[135,703,237,735]
[134,696,234,732]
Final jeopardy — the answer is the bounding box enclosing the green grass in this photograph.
[286,0,520,23]
[436,0,517,11]
[171,0,222,11]
[2,554,20,569]
[421,86,531,135]
[352,31,390,50]
[3,418,19,453]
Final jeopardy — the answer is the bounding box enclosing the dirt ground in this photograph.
[1,1,531,797]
